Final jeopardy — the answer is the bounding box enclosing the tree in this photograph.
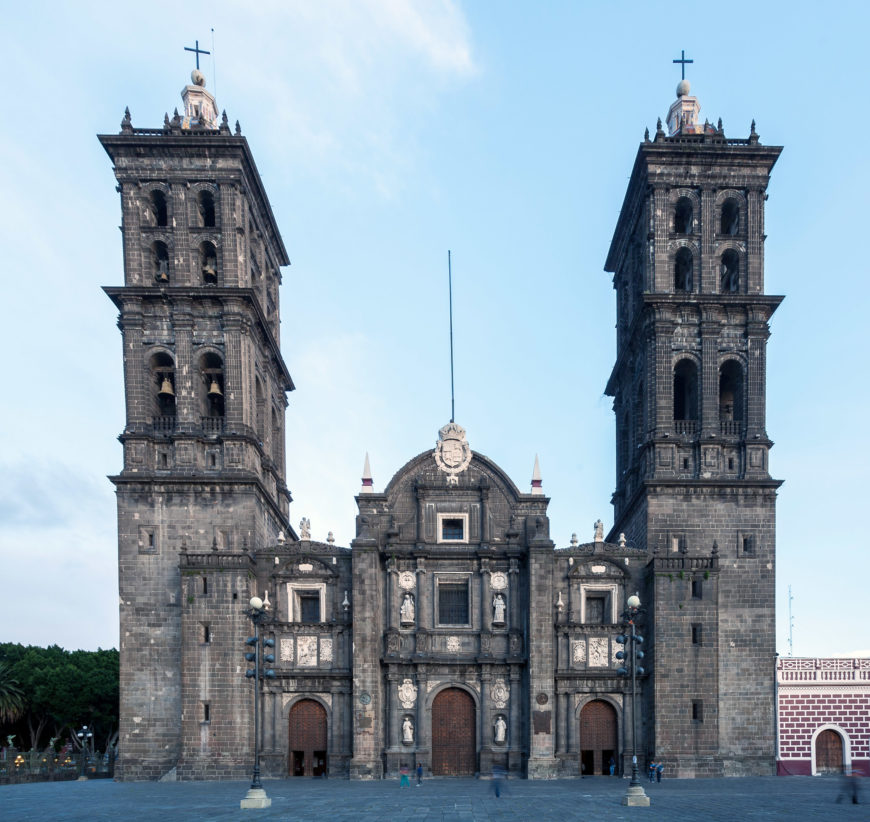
[0,662,25,723]
[0,644,119,750]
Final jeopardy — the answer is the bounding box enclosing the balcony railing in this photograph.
[674,420,698,436]
[201,416,224,435]
[152,415,176,434]
[719,420,744,437]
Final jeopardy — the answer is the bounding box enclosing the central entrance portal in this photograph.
[432,688,476,776]
[288,699,328,777]
[815,729,844,774]
[579,699,617,776]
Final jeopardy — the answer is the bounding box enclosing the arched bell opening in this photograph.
[149,352,176,427]
[199,241,218,285]
[197,190,216,228]
[199,352,225,426]
[151,241,170,284]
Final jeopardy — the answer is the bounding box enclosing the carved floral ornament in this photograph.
[491,678,509,708]
[490,571,508,591]
[398,678,418,709]
[434,422,472,486]
[398,571,416,590]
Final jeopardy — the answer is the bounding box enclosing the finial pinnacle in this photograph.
[235,120,242,136]
[121,107,132,132]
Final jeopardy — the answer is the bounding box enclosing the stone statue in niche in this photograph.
[494,715,507,745]
[402,716,414,744]
[492,593,506,625]
[400,593,415,624]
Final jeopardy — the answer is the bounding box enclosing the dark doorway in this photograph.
[579,700,618,775]
[288,699,328,777]
[815,729,844,774]
[432,688,476,775]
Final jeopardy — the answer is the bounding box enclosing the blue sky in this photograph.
[0,1,867,657]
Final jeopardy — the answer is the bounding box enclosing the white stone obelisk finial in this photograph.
[361,452,373,494]
[531,454,543,495]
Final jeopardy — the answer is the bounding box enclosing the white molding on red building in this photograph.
[777,657,870,776]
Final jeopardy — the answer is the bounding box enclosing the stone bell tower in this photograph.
[604,75,783,776]
[101,68,293,779]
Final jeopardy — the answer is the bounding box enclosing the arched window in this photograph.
[720,249,739,292]
[255,377,265,446]
[200,353,225,424]
[674,198,692,234]
[674,247,693,292]
[719,360,743,433]
[199,241,218,285]
[720,199,739,235]
[197,191,216,227]
[151,241,170,283]
[673,360,699,427]
[150,352,176,425]
[149,190,168,227]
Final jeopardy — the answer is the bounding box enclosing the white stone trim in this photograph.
[810,724,852,776]
[286,581,326,623]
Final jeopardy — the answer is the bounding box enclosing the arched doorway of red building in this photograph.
[579,699,617,776]
[288,699,328,777]
[815,729,844,774]
[431,688,476,775]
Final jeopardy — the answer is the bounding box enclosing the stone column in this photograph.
[416,558,429,632]
[172,304,195,432]
[387,671,400,751]
[223,313,244,430]
[509,667,522,772]
[508,558,519,630]
[415,670,428,768]
[480,560,492,634]
[700,310,719,438]
[386,558,397,630]
[480,671,493,773]
[119,300,146,432]
[568,693,578,757]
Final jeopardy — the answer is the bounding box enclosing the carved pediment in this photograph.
[273,555,336,578]
[570,558,628,579]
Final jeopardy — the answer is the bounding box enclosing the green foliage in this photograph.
[704,570,710,580]
[0,662,25,723]
[678,571,684,579]
[0,643,119,749]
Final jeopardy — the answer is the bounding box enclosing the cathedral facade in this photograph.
[102,71,781,781]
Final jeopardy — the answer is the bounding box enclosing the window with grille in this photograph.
[585,596,606,624]
[438,582,469,625]
[299,593,321,623]
[441,518,465,541]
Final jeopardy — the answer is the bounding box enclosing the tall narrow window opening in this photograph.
[674,247,693,292]
[720,200,739,235]
[673,360,699,422]
[674,198,692,234]
[197,190,216,227]
[151,241,170,283]
[720,249,739,292]
[150,190,168,227]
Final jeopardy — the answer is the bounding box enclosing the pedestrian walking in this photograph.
[416,763,423,786]
[609,756,616,776]
[835,766,860,804]
[399,764,410,787]
[648,760,656,783]
[656,762,663,783]
[492,765,505,798]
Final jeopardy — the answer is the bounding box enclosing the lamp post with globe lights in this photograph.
[75,725,93,781]
[240,595,276,810]
[617,593,650,807]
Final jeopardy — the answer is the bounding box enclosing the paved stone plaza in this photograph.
[1,776,865,821]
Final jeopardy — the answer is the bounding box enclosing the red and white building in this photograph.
[777,657,870,776]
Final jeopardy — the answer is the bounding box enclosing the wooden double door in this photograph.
[288,699,328,777]
[815,729,844,774]
[431,688,477,776]
[579,699,617,776]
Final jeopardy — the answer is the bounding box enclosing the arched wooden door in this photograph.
[432,688,476,776]
[288,699,328,777]
[815,729,844,774]
[579,699,617,776]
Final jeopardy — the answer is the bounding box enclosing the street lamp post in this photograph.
[617,593,650,807]
[241,595,276,810]
[75,725,93,781]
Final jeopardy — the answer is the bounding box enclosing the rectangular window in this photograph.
[742,535,755,555]
[203,703,210,722]
[691,580,702,600]
[202,624,211,644]
[438,582,470,625]
[299,593,321,624]
[585,596,606,624]
[441,517,465,542]
[202,576,208,595]
[692,700,703,721]
[691,623,702,645]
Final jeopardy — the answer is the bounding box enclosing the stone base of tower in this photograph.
[350,757,384,780]
[526,756,559,779]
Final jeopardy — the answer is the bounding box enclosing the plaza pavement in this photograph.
[1,775,865,821]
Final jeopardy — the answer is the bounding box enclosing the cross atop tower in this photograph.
[184,40,211,70]
[673,49,693,81]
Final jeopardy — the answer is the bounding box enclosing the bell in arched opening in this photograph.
[207,376,223,398]
[158,374,175,399]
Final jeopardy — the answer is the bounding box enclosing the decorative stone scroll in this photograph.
[398,571,416,590]
[398,678,418,709]
[297,636,317,667]
[320,637,333,663]
[490,571,508,591]
[588,637,609,667]
[491,678,509,709]
[280,638,294,663]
